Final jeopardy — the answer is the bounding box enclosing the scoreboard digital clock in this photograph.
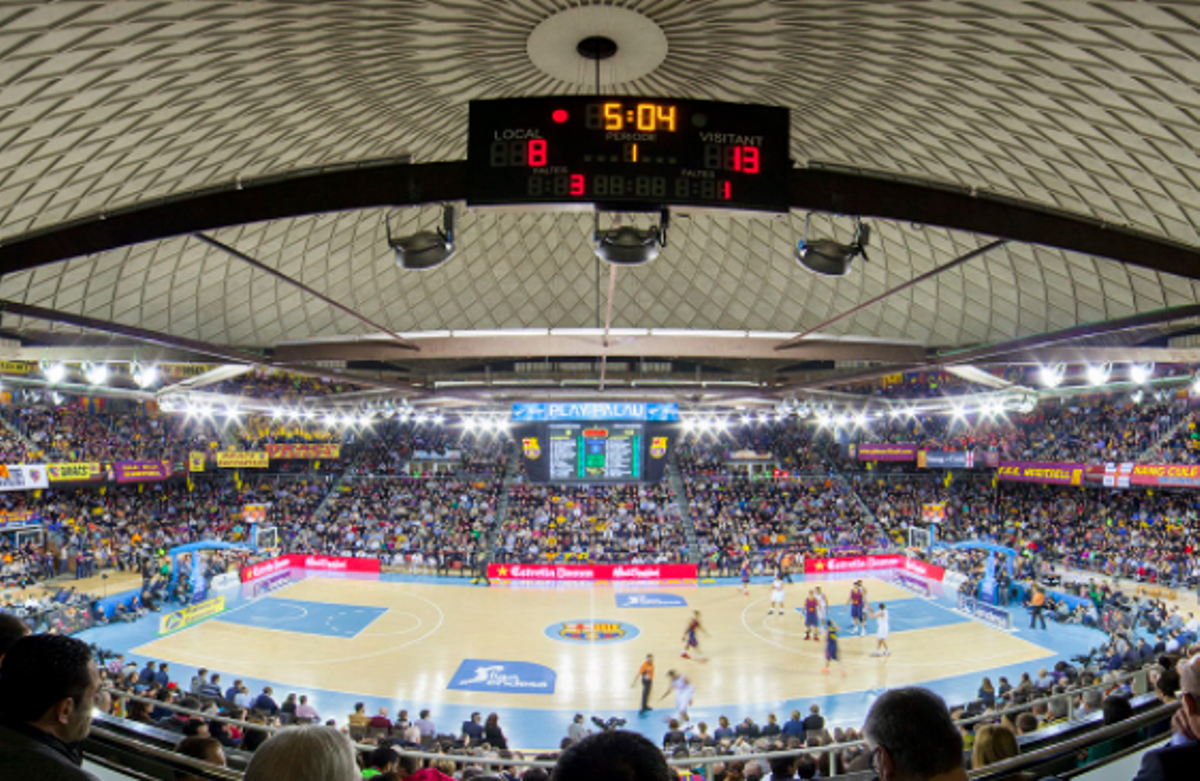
[467,97,791,212]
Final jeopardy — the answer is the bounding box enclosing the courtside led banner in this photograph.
[216,451,270,468]
[995,461,1085,486]
[0,510,39,530]
[855,444,917,462]
[159,596,226,634]
[803,555,945,582]
[263,443,341,459]
[487,563,697,581]
[240,554,381,582]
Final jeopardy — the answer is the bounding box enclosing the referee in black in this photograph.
[631,653,655,714]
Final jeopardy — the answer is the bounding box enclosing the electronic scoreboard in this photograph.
[467,97,791,212]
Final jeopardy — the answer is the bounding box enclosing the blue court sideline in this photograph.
[215,597,387,639]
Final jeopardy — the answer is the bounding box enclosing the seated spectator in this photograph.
[484,712,507,749]
[970,724,1018,770]
[369,707,393,733]
[802,704,825,734]
[0,613,30,663]
[863,687,967,781]
[177,735,227,781]
[461,711,484,743]
[252,686,279,715]
[0,634,101,781]
[295,695,320,722]
[243,724,359,781]
[551,730,673,781]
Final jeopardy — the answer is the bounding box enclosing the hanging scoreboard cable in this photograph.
[467,97,791,212]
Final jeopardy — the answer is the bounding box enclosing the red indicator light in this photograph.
[552,108,569,123]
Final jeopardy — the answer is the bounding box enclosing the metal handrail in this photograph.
[88,722,244,780]
[954,665,1154,729]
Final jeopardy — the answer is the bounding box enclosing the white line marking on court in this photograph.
[740,596,1037,669]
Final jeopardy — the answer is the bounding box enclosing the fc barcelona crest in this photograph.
[523,437,542,460]
[650,436,668,459]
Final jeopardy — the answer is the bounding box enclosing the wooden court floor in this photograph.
[133,576,1050,713]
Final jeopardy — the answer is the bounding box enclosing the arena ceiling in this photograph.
[1,1,1200,397]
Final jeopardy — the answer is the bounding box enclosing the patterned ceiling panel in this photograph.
[0,1,1197,350]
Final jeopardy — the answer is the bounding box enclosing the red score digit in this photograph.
[528,139,547,166]
[741,146,759,174]
[570,174,585,196]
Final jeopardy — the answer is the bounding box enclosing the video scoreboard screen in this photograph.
[548,423,643,481]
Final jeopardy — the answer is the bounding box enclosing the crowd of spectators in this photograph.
[495,482,686,563]
[208,370,352,400]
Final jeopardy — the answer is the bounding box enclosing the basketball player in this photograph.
[814,586,829,628]
[740,559,751,597]
[660,669,695,723]
[681,610,709,661]
[803,590,821,641]
[848,580,868,635]
[821,619,846,676]
[768,575,786,616]
[868,603,891,657]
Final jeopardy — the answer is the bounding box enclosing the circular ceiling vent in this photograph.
[527,6,668,87]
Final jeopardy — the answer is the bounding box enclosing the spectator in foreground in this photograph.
[863,687,968,781]
[0,634,101,781]
[551,730,673,781]
[177,736,227,781]
[1133,654,1200,781]
[243,724,358,781]
[971,723,1018,770]
[0,612,30,664]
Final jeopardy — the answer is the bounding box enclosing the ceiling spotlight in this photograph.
[42,362,66,384]
[1086,362,1111,387]
[462,416,476,431]
[432,414,445,426]
[131,362,158,389]
[593,209,668,266]
[1039,363,1066,389]
[1129,363,1154,385]
[796,215,870,276]
[1131,389,1144,405]
[82,361,108,385]
[388,205,457,270]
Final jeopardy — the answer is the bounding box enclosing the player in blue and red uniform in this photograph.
[740,560,751,596]
[681,610,709,661]
[803,590,820,641]
[821,620,846,676]
[848,581,868,635]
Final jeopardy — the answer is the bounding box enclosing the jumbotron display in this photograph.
[467,97,791,212]
[548,423,643,481]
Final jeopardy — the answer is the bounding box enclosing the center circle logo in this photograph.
[545,619,640,644]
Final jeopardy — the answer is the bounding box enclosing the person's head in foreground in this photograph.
[243,724,359,781]
[550,730,673,781]
[0,633,99,744]
[863,687,968,781]
[970,724,1018,770]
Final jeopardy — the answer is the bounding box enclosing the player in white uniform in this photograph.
[814,586,829,627]
[869,603,891,657]
[660,670,695,723]
[768,577,786,616]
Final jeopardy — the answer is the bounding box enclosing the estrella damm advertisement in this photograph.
[545,619,640,644]
[159,596,226,635]
[215,451,270,469]
[47,462,103,482]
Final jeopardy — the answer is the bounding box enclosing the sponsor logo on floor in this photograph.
[616,593,688,608]
[446,660,556,694]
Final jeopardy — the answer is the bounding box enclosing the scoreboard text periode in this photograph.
[467,97,791,212]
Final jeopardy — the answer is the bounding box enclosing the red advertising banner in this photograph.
[263,443,341,460]
[1085,462,1200,489]
[803,555,945,582]
[113,460,173,483]
[240,554,381,582]
[804,554,904,574]
[995,461,1085,486]
[856,444,917,462]
[487,563,698,581]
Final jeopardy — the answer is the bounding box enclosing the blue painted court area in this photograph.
[795,596,967,634]
[215,598,387,639]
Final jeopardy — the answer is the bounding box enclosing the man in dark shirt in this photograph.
[224,679,243,702]
[462,712,485,743]
[0,634,102,781]
[761,713,782,737]
[801,704,825,734]
[154,662,170,688]
[252,686,279,715]
[735,717,760,739]
[139,660,157,686]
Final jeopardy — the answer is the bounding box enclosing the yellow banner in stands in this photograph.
[216,452,270,469]
[189,452,206,472]
[47,463,102,482]
[159,596,225,635]
[0,361,34,375]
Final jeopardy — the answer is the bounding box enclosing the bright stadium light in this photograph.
[132,362,159,389]
[82,362,109,385]
[1086,362,1111,386]
[432,414,445,426]
[323,413,337,427]
[42,362,66,384]
[682,418,697,433]
[1040,363,1066,389]
[1129,363,1153,384]
[462,416,476,431]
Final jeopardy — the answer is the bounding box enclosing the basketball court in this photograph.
[78,566,1105,748]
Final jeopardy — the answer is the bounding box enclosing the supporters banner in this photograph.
[918,450,976,469]
[216,451,270,469]
[113,460,173,483]
[727,449,774,461]
[0,510,39,530]
[240,554,381,582]
[0,464,48,492]
[856,443,917,462]
[46,462,102,482]
[263,443,341,459]
[159,596,226,634]
[1086,462,1200,489]
[487,563,698,581]
[243,504,268,524]
[188,451,206,472]
[995,461,1085,486]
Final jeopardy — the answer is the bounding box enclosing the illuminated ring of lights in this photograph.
[527,6,668,87]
